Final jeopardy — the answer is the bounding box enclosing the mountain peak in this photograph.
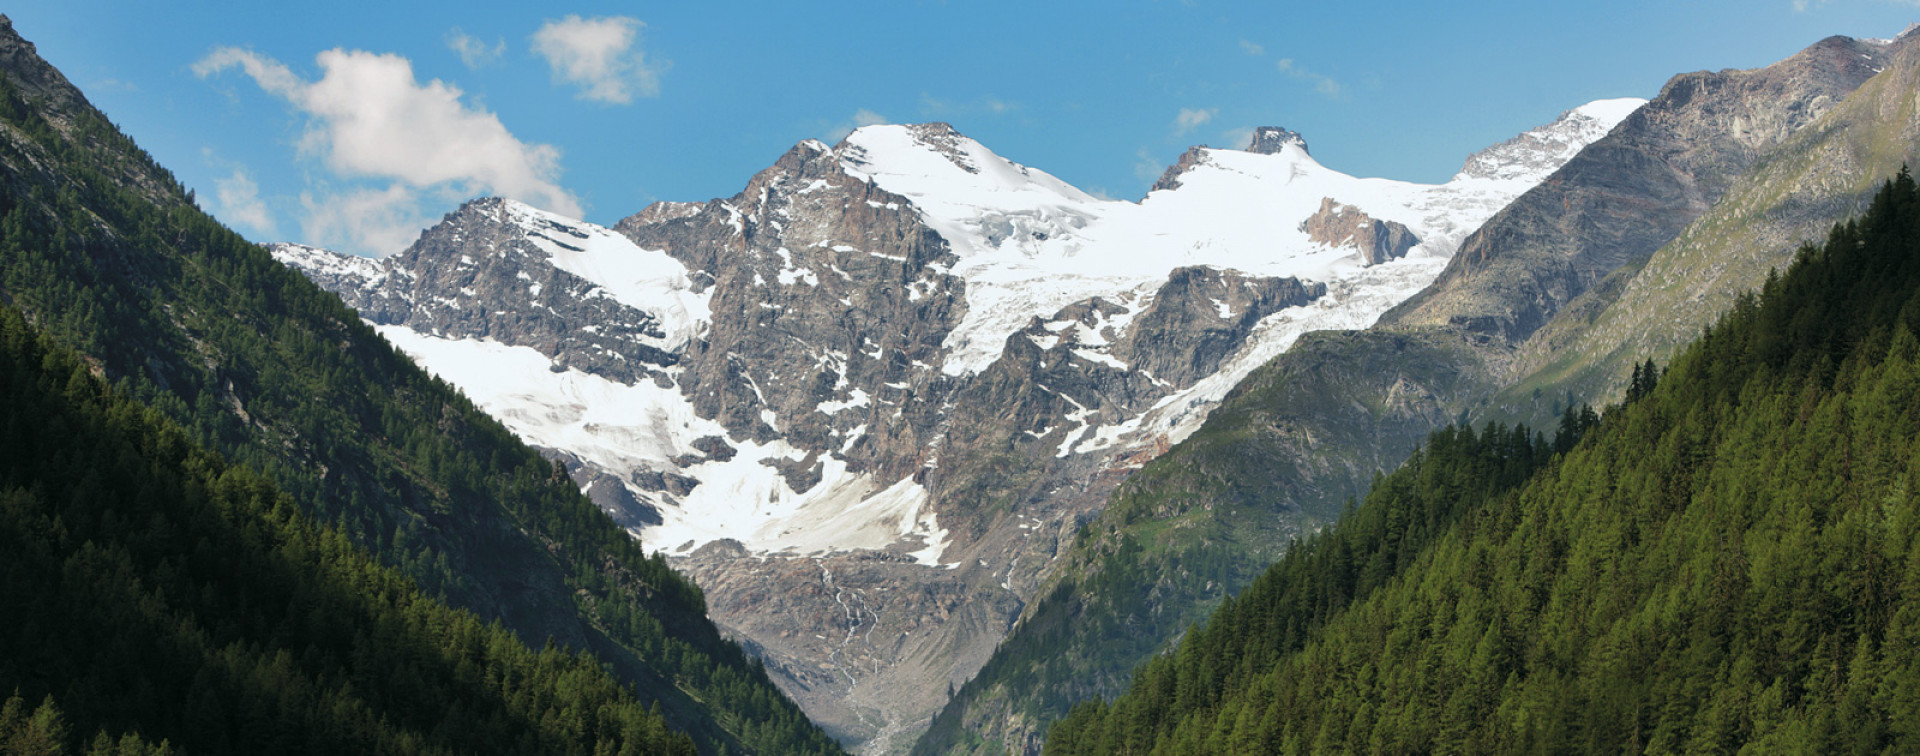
[1453,97,1643,183]
[1246,126,1309,155]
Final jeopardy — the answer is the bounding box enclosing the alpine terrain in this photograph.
[279,100,1636,749]
[915,28,1920,755]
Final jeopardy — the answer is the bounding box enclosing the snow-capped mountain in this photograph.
[275,99,1637,752]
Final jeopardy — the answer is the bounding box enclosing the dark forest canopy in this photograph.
[0,304,696,754]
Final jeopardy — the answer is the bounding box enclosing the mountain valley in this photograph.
[2,8,1918,755]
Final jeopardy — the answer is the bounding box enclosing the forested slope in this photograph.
[0,304,695,754]
[0,17,837,754]
[1047,171,1920,754]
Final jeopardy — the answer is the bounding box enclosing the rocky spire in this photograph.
[1246,126,1308,155]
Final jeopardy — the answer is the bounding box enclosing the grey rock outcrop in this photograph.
[1246,126,1308,155]
[276,198,685,385]
[1299,197,1421,266]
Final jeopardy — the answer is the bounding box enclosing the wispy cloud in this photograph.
[1790,0,1919,9]
[446,28,505,69]
[1220,126,1255,151]
[1277,58,1342,97]
[1173,107,1217,137]
[1135,148,1169,182]
[213,166,274,235]
[195,46,579,254]
[920,93,1021,119]
[826,108,890,141]
[1239,39,1265,56]
[300,184,432,257]
[531,15,662,104]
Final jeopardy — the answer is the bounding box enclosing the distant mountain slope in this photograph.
[0,304,697,755]
[1497,25,1920,421]
[915,31,1900,756]
[0,15,837,755]
[1048,169,1920,755]
[280,103,1622,751]
[1386,34,1889,341]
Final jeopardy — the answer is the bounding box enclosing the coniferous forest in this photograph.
[1046,171,1920,753]
[0,304,700,754]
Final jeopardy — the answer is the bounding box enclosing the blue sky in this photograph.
[6,1,1916,256]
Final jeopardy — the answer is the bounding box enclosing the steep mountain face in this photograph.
[282,106,1623,752]
[1388,36,1888,341]
[917,34,1900,756]
[0,16,838,755]
[1497,26,1920,421]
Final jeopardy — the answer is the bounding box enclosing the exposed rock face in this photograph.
[283,108,1619,753]
[619,138,965,470]
[276,198,694,385]
[1149,146,1207,193]
[1246,126,1308,155]
[1495,28,1920,422]
[1299,197,1421,266]
[1389,35,1892,342]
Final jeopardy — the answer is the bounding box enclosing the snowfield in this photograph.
[319,99,1642,564]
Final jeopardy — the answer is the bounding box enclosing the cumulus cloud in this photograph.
[446,28,505,68]
[1277,58,1342,97]
[532,15,662,104]
[214,167,274,235]
[300,184,432,257]
[194,45,581,252]
[1173,107,1216,137]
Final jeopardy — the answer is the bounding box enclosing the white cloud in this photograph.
[1135,148,1168,182]
[1173,107,1216,137]
[1220,126,1255,151]
[826,108,890,141]
[1239,39,1265,56]
[1277,58,1342,97]
[532,15,661,104]
[194,45,582,245]
[214,167,274,235]
[300,184,431,256]
[446,28,505,68]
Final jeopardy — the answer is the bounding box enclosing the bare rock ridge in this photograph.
[1299,197,1420,266]
[1149,146,1206,193]
[1151,125,1308,192]
[1245,126,1308,155]
[1388,34,1893,343]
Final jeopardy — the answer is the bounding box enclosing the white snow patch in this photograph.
[817,388,871,415]
[377,325,958,564]
[502,200,711,348]
[833,103,1633,376]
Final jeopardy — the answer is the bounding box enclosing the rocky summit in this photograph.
[278,102,1632,752]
